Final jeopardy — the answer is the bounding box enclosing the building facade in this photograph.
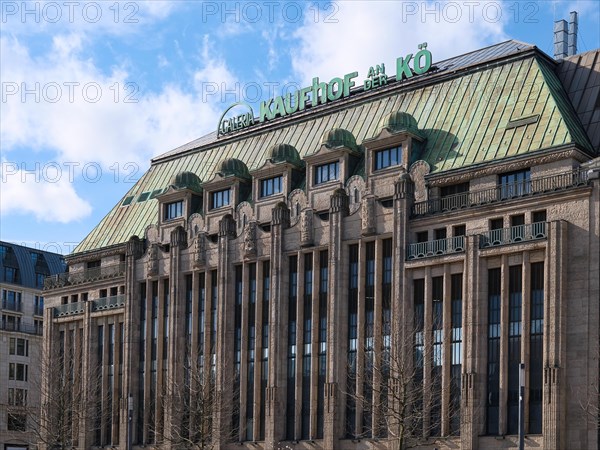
[0,242,65,450]
[41,41,600,450]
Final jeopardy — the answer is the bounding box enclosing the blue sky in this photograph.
[1,0,599,254]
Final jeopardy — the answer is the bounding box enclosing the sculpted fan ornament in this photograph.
[409,160,431,203]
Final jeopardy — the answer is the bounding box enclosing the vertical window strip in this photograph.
[137,283,146,444]
[380,239,393,438]
[317,250,328,438]
[246,263,257,441]
[431,276,444,437]
[210,270,218,380]
[198,273,206,379]
[346,245,359,437]
[233,266,243,437]
[507,265,522,435]
[301,253,313,440]
[286,256,298,440]
[363,242,375,436]
[260,260,270,440]
[413,279,425,436]
[450,273,463,435]
[486,268,501,435]
[529,262,544,434]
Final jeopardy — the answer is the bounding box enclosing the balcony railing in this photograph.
[53,301,86,318]
[406,236,465,260]
[0,321,42,335]
[1,300,22,312]
[479,222,547,249]
[92,295,125,312]
[45,262,125,290]
[412,169,589,217]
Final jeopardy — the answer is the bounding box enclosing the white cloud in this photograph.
[290,1,508,86]
[0,162,93,223]
[0,32,236,223]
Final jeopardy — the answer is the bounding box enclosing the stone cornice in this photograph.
[66,243,126,264]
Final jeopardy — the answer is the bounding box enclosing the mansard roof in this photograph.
[74,40,597,253]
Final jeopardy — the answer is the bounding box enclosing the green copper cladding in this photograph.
[74,42,594,254]
[268,143,303,166]
[217,158,251,179]
[169,171,202,193]
[320,128,359,151]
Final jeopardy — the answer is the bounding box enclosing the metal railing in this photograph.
[412,169,589,217]
[0,321,42,335]
[1,300,22,312]
[53,301,86,318]
[479,222,547,249]
[92,295,125,312]
[406,236,465,260]
[45,262,126,290]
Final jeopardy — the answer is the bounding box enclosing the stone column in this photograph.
[265,203,290,449]
[324,189,349,449]
[461,234,480,450]
[214,214,236,446]
[164,227,187,448]
[542,220,567,450]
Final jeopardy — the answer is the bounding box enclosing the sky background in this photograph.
[1,0,599,255]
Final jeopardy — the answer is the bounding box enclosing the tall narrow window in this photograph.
[233,266,242,436]
[363,242,375,436]
[529,262,544,433]
[301,253,313,440]
[286,256,298,440]
[210,270,217,379]
[259,261,270,440]
[450,274,463,434]
[246,263,257,441]
[413,279,425,436]
[164,201,183,220]
[487,268,501,435]
[431,276,444,437]
[379,239,393,438]
[317,250,328,438]
[198,273,206,380]
[346,245,359,437]
[137,283,146,444]
[507,265,522,434]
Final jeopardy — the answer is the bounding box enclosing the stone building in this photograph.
[41,41,600,450]
[0,241,65,450]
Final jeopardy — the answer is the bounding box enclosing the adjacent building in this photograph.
[41,40,600,450]
[0,242,65,450]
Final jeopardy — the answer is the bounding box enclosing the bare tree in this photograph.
[346,323,454,450]
[157,358,239,449]
[20,333,107,450]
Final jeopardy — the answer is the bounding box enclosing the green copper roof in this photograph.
[169,171,202,193]
[216,158,250,179]
[74,43,594,254]
[268,143,302,166]
[378,111,422,137]
[320,128,359,152]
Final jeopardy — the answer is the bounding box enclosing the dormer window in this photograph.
[211,189,231,209]
[315,161,339,185]
[164,201,183,220]
[374,146,402,170]
[260,176,283,198]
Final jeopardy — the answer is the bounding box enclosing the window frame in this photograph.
[374,145,402,170]
[164,200,184,220]
[210,188,231,210]
[260,175,283,198]
[314,161,339,185]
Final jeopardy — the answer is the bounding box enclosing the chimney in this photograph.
[568,11,578,56]
[554,19,568,59]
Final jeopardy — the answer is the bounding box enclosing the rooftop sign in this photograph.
[217,43,432,137]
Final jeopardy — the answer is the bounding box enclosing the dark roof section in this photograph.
[154,40,537,162]
[0,241,66,289]
[556,49,600,151]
